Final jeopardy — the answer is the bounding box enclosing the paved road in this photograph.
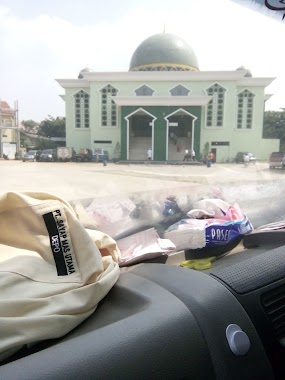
[1,160,284,227]
[0,160,283,197]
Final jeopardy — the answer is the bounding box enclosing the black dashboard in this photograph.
[1,234,285,379]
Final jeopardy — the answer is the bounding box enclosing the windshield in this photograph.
[3,0,285,374]
[0,0,285,256]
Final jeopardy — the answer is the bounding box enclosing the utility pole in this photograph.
[14,100,20,153]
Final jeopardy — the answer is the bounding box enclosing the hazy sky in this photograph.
[0,0,284,121]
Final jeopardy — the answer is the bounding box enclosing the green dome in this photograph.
[129,33,199,72]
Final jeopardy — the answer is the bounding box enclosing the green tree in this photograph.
[38,116,66,138]
[263,110,285,151]
[35,139,61,150]
[203,142,210,157]
[21,119,39,133]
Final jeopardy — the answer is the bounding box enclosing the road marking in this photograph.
[123,169,216,177]
[220,166,240,173]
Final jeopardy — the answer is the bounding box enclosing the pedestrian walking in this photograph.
[244,154,250,167]
[183,149,189,161]
[207,151,213,167]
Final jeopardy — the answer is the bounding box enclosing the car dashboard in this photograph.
[1,235,285,379]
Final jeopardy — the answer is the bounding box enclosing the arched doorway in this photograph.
[125,108,156,160]
[165,109,197,161]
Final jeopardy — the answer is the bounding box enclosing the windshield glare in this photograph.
[2,1,285,374]
[0,0,285,251]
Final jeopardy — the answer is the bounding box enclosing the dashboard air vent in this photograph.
[261,284,285,341]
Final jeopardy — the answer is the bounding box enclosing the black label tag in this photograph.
[43,210,75,276]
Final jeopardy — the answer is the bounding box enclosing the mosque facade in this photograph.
[56,32,278,162]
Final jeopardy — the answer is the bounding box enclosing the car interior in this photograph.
[0,224,285,379]
[1,1,285,379]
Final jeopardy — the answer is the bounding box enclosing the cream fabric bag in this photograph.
[0,192,120,361]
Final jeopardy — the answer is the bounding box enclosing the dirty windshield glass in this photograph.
[0,0,285,261]
[2,1,285,374]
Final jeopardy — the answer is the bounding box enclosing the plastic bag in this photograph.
[164,199,253,251]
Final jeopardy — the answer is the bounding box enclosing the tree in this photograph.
[203,142,210,158]
[21,119,39,134]
[38,116,66,138]
[35,139,61,150]
[263,110,285,151]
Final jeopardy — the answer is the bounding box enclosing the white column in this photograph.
[191,118,195,151]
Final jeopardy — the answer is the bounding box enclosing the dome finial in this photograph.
[163,23,166,33]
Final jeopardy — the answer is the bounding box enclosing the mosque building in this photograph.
[56,32,278,162]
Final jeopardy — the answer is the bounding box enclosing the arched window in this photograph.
[74,90,89,129]
[170,85,190,96]
[135,85,154,96]
[100,84,118,127]
[206,83,226,127]
[237,89,255,129]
